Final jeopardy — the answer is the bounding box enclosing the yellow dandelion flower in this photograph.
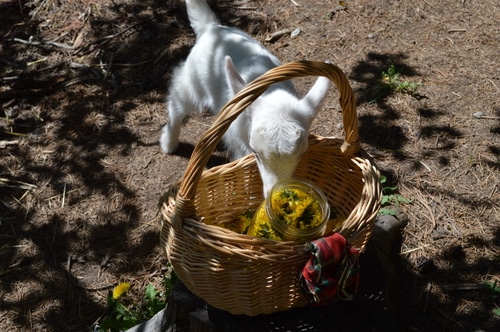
[112,282,131,299]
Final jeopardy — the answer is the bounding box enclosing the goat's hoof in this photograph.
[160,138,179,154]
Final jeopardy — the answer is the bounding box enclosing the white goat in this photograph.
[160,0,331,197]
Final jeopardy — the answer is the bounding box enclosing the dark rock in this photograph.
[415,257,436,273]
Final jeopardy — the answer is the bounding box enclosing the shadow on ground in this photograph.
[396,226,500,331]
[1,1,188,330]
[349,52,499,331]
[0,1,266,330]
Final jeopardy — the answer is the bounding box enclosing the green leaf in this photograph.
[493,307,500,317]
[145,284,157,301]
[381,195,390,206]
[484,280,500,299]
[114,302,129,316]
[106,291,116,308]
[394,194,413,204]
[99,317,123,332]
[379,208,397,216]
[163,271,178,292]
[142,284,167,318]
[382,185,398,195]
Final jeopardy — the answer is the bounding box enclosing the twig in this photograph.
[49,32,70,43]
[423,282,432,313]
[486,78,499,92]
[0,178,37,190]
[0,76,20,83]
[77,19,153,55]
[98,253,111,278]
[30,0,49,21]
[4,132,29,137]
[100,53,114,83]
[473,112,500,120]
[8,261,22,268]
[130,215,161,241]
[112,60,154,67]
[419,160,432,172]
[65,75,103,87]
[44,186,84,201]
[12,37,75,50]
[265,29,292,43]
[442,283,487,291]
[0,140,19,149]
[19,189,31,205]
[67,255,72,271]
[61,183,67,208]
[27,57,47,66]
[2,98,16,108]
[400,243,432,255]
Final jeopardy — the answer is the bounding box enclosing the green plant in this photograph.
[98,271,178,332]
[371,64,422,102]
[381,65,422,94]
[379,175,412,215]
[484,280,500,316]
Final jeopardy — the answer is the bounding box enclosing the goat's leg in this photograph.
[160,93,193,153]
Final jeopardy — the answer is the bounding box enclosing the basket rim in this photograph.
[160,135,382,254]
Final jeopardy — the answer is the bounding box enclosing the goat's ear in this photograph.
[301,76,331,117]
[225,56,246,94]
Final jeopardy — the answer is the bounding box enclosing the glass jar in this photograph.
[247,178,330,242]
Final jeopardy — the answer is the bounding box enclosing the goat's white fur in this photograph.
[160,0,331,196]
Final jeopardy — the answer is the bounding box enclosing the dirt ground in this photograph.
[0,0,498,331]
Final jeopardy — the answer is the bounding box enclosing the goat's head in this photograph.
[225,56,331,197]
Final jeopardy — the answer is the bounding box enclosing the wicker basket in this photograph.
[160,61,382,316]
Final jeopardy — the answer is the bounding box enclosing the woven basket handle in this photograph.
[175,61,359,218]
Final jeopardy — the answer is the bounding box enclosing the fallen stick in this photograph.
[0,177,37,189]
[0,140,20,149]
[12,37,75,50]
[265,29,292,43]
[442,283,487,291]
[473,112,500,119]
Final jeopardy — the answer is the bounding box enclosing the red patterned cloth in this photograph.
[299,233,360,305]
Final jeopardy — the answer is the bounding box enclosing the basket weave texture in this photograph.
[160,61,382,316]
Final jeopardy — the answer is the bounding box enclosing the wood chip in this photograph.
[0,140,19,149]
[265,29,292,43]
